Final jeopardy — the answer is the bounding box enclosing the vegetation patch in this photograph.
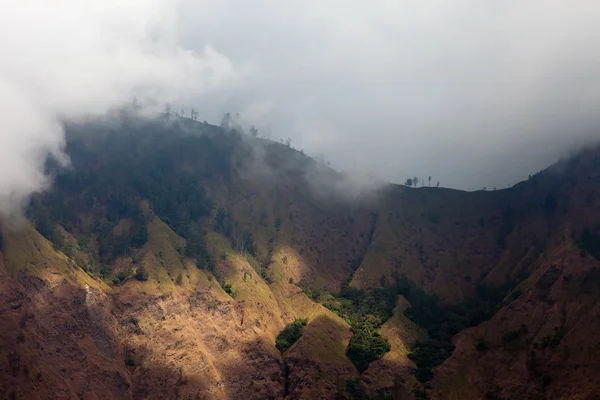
[305,274,514,380]
[276,318,308,352]
[302,281,395,372]
[346,326,390,372]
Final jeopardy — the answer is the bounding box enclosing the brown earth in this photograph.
[2,129,600,399]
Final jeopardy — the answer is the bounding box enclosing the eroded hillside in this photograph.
[2,117,600,399]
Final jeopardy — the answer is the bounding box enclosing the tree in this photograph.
[428,176,432,186]
[285,137,292,147]
[135,265,148,281]
[437,182,440,188]
[405,178,413,187]
[413,177,419,187]
[249,125,258,137]
[276,318,308,352]
[164,103,171,119]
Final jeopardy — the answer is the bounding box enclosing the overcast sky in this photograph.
[2,1,600,218]
[176,0,600,190]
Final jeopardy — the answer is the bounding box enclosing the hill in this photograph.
[1,115,600,399]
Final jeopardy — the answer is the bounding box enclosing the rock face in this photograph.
[2,121,600,399]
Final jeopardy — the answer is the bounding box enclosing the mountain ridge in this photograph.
[1,116,600,399]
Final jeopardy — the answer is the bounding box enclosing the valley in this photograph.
[1,117,600,399]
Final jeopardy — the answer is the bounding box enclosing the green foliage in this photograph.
[394,275,512,382]
[28,124,221,269]
[112,270,129,285]
[408,340,454,378]
[195,243,215,271]
[222,282,234,296]
[275,318,308,353]
[135,265,148,281]
[99,265,112,280]
[315,283,395,371]
[346,325,390,372]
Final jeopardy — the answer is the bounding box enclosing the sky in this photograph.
[2,1,600,218]
[176,1,600,189]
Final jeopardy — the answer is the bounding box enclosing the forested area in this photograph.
[27,120,234,277]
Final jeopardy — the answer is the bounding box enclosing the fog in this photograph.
[2,1,600,218]
[178,0,600,190]
[0,0,242,218]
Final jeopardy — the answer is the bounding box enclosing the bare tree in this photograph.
[285,137,292,147]
[437,181,440,187]
[428,176,432,186]
[164,103,172,119]
[413,177,419,187]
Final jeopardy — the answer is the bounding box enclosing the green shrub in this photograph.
[135,265,148,281]
[112,270,129,285]
[275,318,308,352]
[408,340,454,382]
[222,282,234,296]
[195,244,215,270]
[346,326,390,372]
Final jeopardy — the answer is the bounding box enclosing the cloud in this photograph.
[3,0,600,219]
[178,0,600,190]
[0,0,242,218]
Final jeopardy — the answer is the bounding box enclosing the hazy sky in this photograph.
[177,0,600,189]
[2,1,600,218]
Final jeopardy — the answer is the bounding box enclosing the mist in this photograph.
[3,0,600,218]
[0,0,241,218]
[178,0,600,190]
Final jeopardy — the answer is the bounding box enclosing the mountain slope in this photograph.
[2,116,600,399]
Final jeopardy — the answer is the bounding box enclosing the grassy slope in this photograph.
[6,121,600,398]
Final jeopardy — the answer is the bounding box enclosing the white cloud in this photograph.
[0,0,242,217]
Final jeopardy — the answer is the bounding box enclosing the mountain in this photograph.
[1,115,600,399]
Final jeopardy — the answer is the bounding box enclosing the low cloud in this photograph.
[0,0,242,218]
[178,0,600,190]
